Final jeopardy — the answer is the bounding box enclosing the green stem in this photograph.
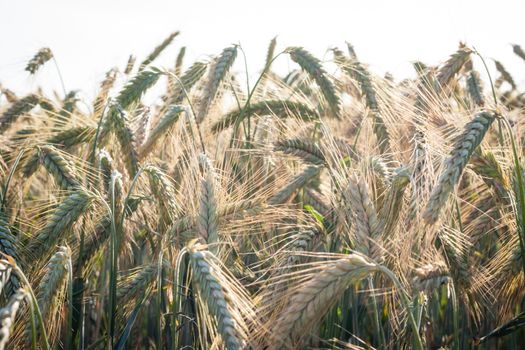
[66,254,74,350]
[11,265,50,350]
[501,117,525,275]
[52,57,67,97]
[369,274,385,349]
[379,266,423,350]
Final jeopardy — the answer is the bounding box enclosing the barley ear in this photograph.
[197,45,238,123]
[424,112,496,225]
[25,48,54,74]
[269,255,376,348]
[0,94,40,134]
[286,46,341,118]
[189,246,242,349]
[0,288,26,350]
[269,165,321,205]
[140,31,179,69]
[116,68,164,109]
[27,191,92,259]
[212,100,318,133]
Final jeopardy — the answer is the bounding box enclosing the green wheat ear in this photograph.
[0,214,20,297]
[274,138,325,165]
[188,245,242,349]
[211,100,319,133]
[424,111,496,225]
[0,94,40,134]
[22,145,81,190]
[286,46,341,118]
[27,191,93,259]
[107,104,140,178]
[436,45,472,89]
[116,67,164,110]
[168,61,208,104]
[197,45,238,122]
[26,48,54,74]
[139,105,185,158]
[140,31,179,69]
[334,52,390,153]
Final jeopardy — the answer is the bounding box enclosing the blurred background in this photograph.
[1,0,524,100]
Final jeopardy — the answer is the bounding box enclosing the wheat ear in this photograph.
[37,246,71,320]
[436,45,472,88]
[423,111,496,225]
[197,45,238,122]
[269,254,376,348]
[286,46,341,118]
[140,31,179,68]
[269,165,321,205]
[116,68,164,109]
[189,247,241,349]
[22,145,80,191]
[346,174,381,260]
[0,288,26,350]
[25,48,54,74]
[0,214,20,296]
[274,138,325,165]
[198,172,219,254]
[168,61,208,104]
[27,191,92,259]
[139,105,185,158]
[108,104,140,178]
[0,94,40,134]
[212,99,318,133]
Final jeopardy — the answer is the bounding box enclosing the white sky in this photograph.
[1,0,524,101]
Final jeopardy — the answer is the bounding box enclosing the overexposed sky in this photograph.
[1,0,524,100]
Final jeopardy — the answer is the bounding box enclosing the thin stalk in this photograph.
[28,295,37,350]
[378,267,423,350]
[108,214,117,347]
[1,148,25,209]
[10,264,50,350]
[451,284,460,350]
[90,102,110,166]
[238,45,252,141]
[66,254,74,350]
[156,250,164,350]
[369,275,385,349]
[165,71,205,153]
[52,57,67,96]
[501,117,525,274]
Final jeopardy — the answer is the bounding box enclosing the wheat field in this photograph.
[0,32,524,349]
